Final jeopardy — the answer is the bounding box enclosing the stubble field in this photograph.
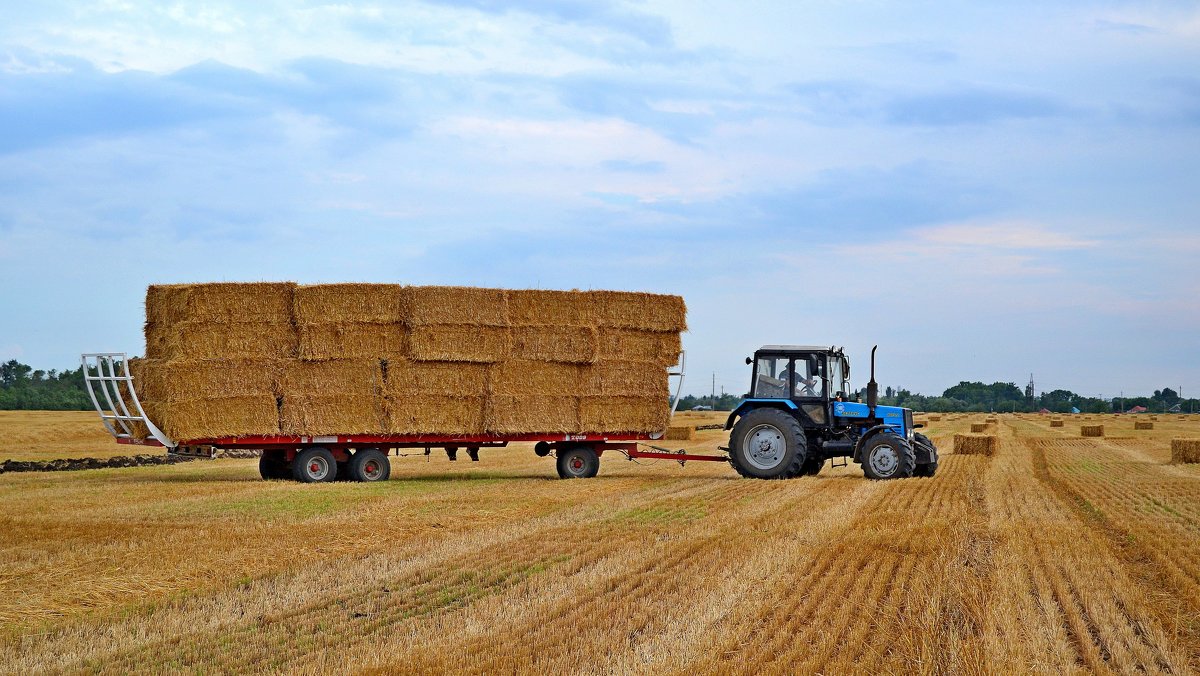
[1,410,1199,673]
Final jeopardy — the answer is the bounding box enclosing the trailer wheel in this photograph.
[349,448,390,482]
[556,445,599,479]
[861,434,916,480]
[292,447,337,483]
[258,451,290,480]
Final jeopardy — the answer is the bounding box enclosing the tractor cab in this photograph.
[724,345,938,481]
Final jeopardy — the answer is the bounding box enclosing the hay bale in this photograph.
[664,425,696,440]
[1081,425,1104,437]
[407,286,508,326]
[597,328,682,366]
[487,395,580,434]
[970,423,988,433]
[293,284,407,324]
[145,396,280,441]
[146,320,298,360]
[146,282,296,325]
[1149,415,1159,421]
[385,395,486,435]
[928,415,942,422]
[592,291,687,332]
[985,417,998,424]
[583,361,669,398]
[133,358,279,402]
[281,395,383,435]
[1171,439,1200,464]
[384,360,488,397]
[1050,419,1064,427]
[297,323,406,361]
[954,434,997,456]
[408,325,510,363]
[490,361,581,396]
[510,325,597,363]
[280,359,381,398]
[507,289,595,326]
[1135,421,1154,430]
[580,396,669,434]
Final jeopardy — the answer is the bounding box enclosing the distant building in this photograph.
[1126,405,1148,414]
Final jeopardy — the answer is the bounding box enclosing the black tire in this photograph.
[861,434,916,480]
[728,408,807,479]
[913,460,938,477]
[556,445,600,479]
[349,448,391,482]
[258,452,290,480]
[800,457,824,476]
[292,447,337,483]
[912,432,938,477]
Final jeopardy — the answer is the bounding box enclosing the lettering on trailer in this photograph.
[314,436,338,443]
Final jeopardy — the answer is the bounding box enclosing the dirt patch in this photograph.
[0,454,197,474]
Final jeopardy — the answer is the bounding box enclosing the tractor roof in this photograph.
[757,345,843,354]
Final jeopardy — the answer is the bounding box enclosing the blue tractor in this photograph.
[725,345,938,480]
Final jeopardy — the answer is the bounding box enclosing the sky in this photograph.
[1,1,1198,400]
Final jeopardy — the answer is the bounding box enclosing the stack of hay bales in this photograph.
[1171,439,1200,464]
[1081,424,1105,437]
[954,434,997,456]
[128,283,685,441]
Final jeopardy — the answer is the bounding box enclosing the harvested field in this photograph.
[2,411,1199,673]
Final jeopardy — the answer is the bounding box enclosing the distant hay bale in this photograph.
[145,396,280,441]
[487,395,580,434]
[1081,425,1104,437]
[407,286,508,326]
[507,289,595,326]
[985,417,998,424]
[1171,439,1200,464]
[928,415,942,422]
[664,425,696,440]
[146,321,298,360]
[280,359,381,398]
[297,323,406,361]
[146,282,296,325]
[580,396,669,434]
[584,360,668,398]
[592,291,687,332]
[597,328,682,366]
[293,284,407,324]
[1135,421,1154,430]
[510,325,597,363]
[281,395,383,436]
[409,325,510,363]
[970,423,988,433]
[1050,419,1064,427]
[1149,415,1159,421]
[385,395,486,435]
[954,434,997,456]
[490,361,581,396]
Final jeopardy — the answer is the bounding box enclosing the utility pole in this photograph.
[711,372,716,410]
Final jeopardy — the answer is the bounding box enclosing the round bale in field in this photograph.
[1171,439,1200,464]
[1081,424,1105,437]
[954,434,997,456]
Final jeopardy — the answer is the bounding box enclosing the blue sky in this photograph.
[1,1,1197,399]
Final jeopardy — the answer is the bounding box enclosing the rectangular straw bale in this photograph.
[487,395,580,434]
[297,322,406,361]
[970,423,988,433]
[133,358,279,402]
[928,415,942,421]
[1149,415,1159,421]
[1135,421,1154,430]
[281,395,383,436]
[1081,424,1105,437]
[583,361,669,398]
[597,328,681,367]
[592,291,687,332]
[385,395,486,435]
[146,282,296,325]
[280,359,380,398]
[1171,438,1200,464]
[409,325,510,363]
[145,396,280,441]
[664,425,696,440]
[384,360,488,397]
[146,321,298,360]
[579,396,669,434]
[954,434,997,456]
[1050,419,1064,427]
[507,289,596,326]
[294,284,407,324]
[490,361,581,396]
[510,325,597,363]
[406,286,508,326]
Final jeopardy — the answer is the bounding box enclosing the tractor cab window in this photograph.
[753,357,788,398]
[829,357,847,398]
[792,356,824,398]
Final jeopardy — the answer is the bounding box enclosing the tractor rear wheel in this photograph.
[861,434,916,480]
[556,445,599,479]
[728,408,806,479]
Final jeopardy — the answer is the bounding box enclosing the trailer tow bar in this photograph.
[626,443,730,467]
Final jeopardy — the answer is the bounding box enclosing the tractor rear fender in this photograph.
[725,399,798,430]
[853,424,905,463]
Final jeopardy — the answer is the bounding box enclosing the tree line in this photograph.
[0,360,97,410]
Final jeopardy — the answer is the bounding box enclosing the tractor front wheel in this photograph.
[728,408,806,479]
[861,434,916,480]
[912,432,938,477]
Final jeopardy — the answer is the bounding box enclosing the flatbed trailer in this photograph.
[83,352,729,482]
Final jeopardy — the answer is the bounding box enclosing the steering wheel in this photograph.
[798,377,817,397]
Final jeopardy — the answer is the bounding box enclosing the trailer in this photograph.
[81,352,731,482]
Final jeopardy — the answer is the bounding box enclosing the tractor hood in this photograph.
[833,401,913,438]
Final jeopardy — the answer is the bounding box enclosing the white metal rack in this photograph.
[80,353,174,449]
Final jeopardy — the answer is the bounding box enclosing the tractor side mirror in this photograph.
[745,357,752,365]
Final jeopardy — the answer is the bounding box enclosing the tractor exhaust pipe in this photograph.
[866,345,878,415]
